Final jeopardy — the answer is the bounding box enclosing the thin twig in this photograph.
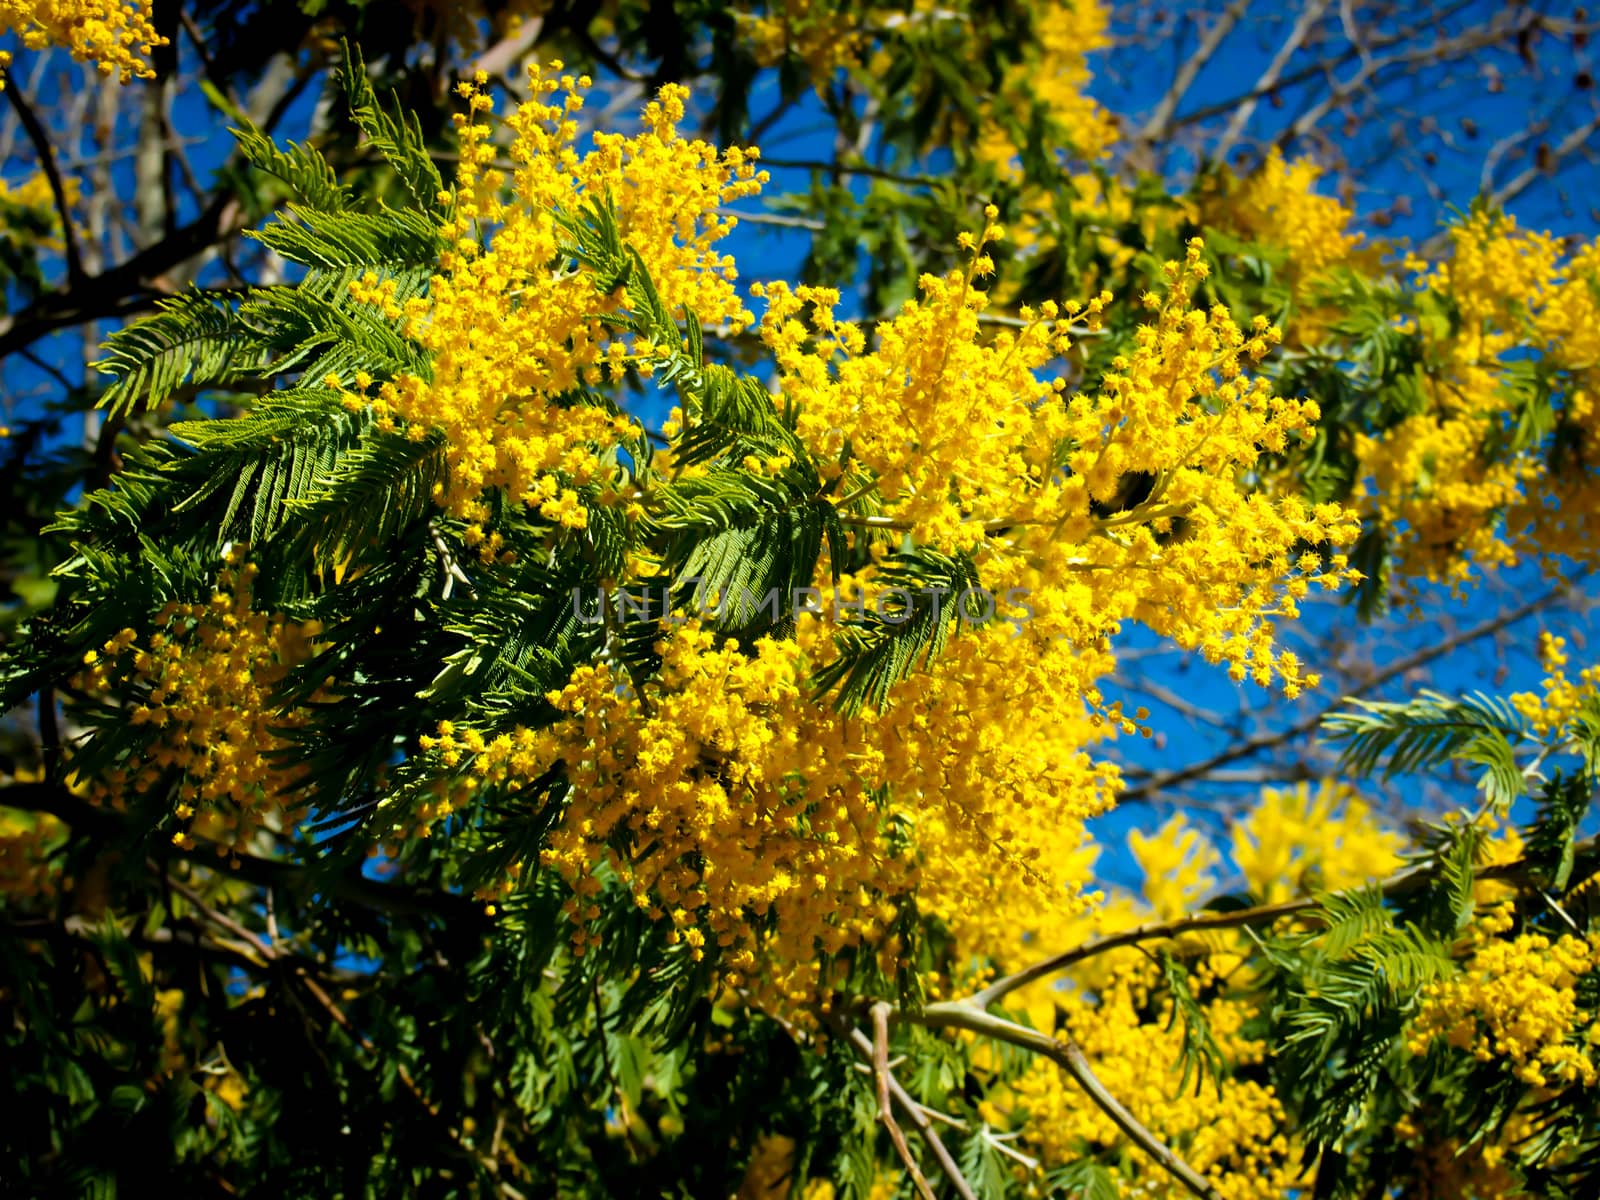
[1120,573,1584,805]
[916,1002,1221,1200]
[717,208,825,232]
[872,1002,937,1200]
[1138,0,1250,146]
[755,155,942,188]
[1213,0,1332,163]
[964,832,1600,1011]
[836,1012,979,1200]
[1490,112,1600,209]
[3,73,86,285]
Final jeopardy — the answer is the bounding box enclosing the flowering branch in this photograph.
[962,833,1600,1012]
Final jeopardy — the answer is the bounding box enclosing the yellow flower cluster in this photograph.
[975,0,1118,171]
[1355,401,1532,586]
[1207,149,1362,285]
[1428,209,1563,333]
[1356,211,1600,586]
[1128,814,1221,920]
[399,163,1365,1024]
[0,169,79,253]
[1410,930,1600,1089]
[341,67,766,531]
[858,619,1122,980]
[423,624,910,992]
[1230,780,1405,904]
[1511,631,1600,738]
[0,801,65,902]
[741,1133,899,1199]
[1391,1110,1530,1198]
[69,551,325,853]
[422,607,1126,1011]
[0,0,165,84]
[1003,958,1302,1199]
[763,231,1360,694]
[966,778,1408,1023]
[1126,819,1222,921]
[753,209,1079,553]
[742,0,861,74]
[394,0,551,56]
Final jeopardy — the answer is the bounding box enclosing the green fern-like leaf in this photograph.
[340,41,445,214]
[1324,689,1528,782]
[286,429,449,566]
[252,205,442,274]
[1525,771,1594,893]
[1309,885,1393,959]
[1158,950,1225,1096]
[95,291,265,416]
[813,549,984,715]
[1049,1160,1121,1200]
[232,118,351,211]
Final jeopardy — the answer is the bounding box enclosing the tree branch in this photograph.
[834,1011,979,1200]
[914,1001,1222,1200]
[0,779,485,925]
[1138,0,1250,147]
[963,833,1600,1011]
[1490,111,1600,210]
[3,71,86,286]
[0,193,243,360]
[1119,573,1583,804]
[1213,0,1333,163]
[871,1002,939,1200]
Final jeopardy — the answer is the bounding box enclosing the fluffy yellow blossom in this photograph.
[423,608,1125,1013]
[975,0,1118,171]
[424,624,910,994]
[344,66,767,531]
[68,550,327,852]
[1511,631,1600,738]
[1357,211,1600,586]
[1230,780,1405,904]
[741,0,862,74]
[0,169,80,253]
[0,0,165,84]
[401,225,1367,1013]
[0,799,65,902]
[1354,403,1534,586]
[1410,930,1600,1090]
[762,233,1360,691]
[1207,149,1362,284]
[1129,815,1221,920]
[1428,208,1562,335]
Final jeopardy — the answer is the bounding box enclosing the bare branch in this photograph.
[1119,573,1584,805]
[871,1002,939,1200]
[1138,0,1250,146]
[1491,111,1600,209]
[1214,0,1332,163]
[3,70,86,285]
[963,833,1600,1012]
[836,1011,980,1200]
